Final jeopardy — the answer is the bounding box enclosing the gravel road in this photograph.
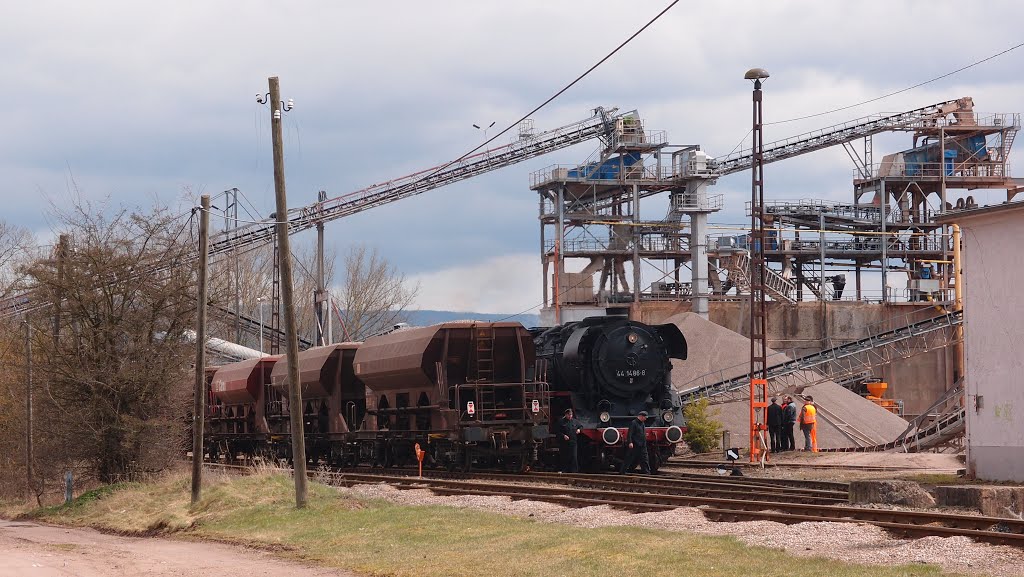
[0,519,353,577]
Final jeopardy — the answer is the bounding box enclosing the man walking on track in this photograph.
[799,396,818,452]
[767,397,783,452]
[621,411,650,474]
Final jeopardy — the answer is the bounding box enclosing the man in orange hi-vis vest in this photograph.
[799,396,818,452]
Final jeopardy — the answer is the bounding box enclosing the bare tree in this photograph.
[22,201,195,484]
[334,244,418,341]
[0,221,48,499]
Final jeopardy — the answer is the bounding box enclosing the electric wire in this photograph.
[766,40,1024,126]
[414,0,679,186]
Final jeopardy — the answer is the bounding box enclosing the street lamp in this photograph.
[473,121,496,147]
[745,67,770,463]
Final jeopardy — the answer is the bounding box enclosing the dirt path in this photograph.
[0,519,354,577]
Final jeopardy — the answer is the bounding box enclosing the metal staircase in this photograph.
[1000,124,1019,162]
[679,309,963,402]
[800,277,832,301]
[721,250,796,303]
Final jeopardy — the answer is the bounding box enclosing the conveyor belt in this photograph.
[680,309,963,401]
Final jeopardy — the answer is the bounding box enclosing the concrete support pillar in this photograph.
[881,178,888,302]
[555,186,565,313]
[690,212,709,318]
[687,180,710,319]
[632,184,641,306]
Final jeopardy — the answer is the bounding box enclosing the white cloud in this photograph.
[408,253,542,314]
[3,0,1024,298]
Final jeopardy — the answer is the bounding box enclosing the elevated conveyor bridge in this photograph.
[710,98,977,176]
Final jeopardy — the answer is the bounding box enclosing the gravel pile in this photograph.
[664,312,909,449]
[339,483,1024,577]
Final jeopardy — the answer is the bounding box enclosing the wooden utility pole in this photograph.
[315,191,327,346]
[24,320,33,503]
[191,194,211,505]
[268,76,308,508]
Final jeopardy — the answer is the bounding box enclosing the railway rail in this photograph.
[203,462,1024,547]
[663,460,962,474]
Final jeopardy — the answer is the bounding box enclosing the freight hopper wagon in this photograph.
[354,321,551,472]
[206,343,365,463]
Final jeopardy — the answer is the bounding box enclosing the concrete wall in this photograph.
[960,210,1024,481]
[640,300,955,417]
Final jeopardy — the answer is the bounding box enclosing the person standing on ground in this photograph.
[767,397,783,453]
[799,396,818,452]
[781,395,797,451]
[620,411,650,474]
[560,408,581,473]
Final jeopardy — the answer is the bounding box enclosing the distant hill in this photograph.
[405,310,540,328]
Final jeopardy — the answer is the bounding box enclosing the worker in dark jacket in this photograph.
[560,408,581,473]
[781,395,798,452]
[620,411,650,474]
[767,397,783,453]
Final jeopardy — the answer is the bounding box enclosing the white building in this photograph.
[938,202,1024,481]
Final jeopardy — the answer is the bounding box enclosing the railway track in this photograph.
[202,462,1024,547]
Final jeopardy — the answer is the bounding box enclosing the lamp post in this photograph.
[745,67,770,464]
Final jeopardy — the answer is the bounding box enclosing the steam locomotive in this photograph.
[202,315,686,472]
[532,316,687,471]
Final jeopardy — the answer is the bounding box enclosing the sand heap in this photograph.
[664,312,909,450]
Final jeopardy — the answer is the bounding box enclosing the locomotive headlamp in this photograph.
[662,410,674,423]
[599,411,611,423]
[627,332,638,344]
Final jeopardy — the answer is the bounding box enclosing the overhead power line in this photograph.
[768,40,1024,126]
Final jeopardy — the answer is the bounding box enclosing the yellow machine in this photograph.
[865,382,902,415]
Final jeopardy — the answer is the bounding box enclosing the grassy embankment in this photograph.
[20,471,959,577]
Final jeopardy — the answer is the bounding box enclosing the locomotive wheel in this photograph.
[648,446,661,473]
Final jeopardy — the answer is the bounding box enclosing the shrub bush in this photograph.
[682,397,723,454]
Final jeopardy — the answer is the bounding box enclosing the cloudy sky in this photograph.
[4,1,1023,313]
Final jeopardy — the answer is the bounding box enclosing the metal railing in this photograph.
[672,192,724,212]
[745,199,884,222]
[530,162,675,188]
[607,129,668,150]
[863,160,1011,180]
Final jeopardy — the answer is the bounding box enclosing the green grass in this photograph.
[27,471,963,577]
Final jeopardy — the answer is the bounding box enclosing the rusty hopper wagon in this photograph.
[353,321,550,471]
